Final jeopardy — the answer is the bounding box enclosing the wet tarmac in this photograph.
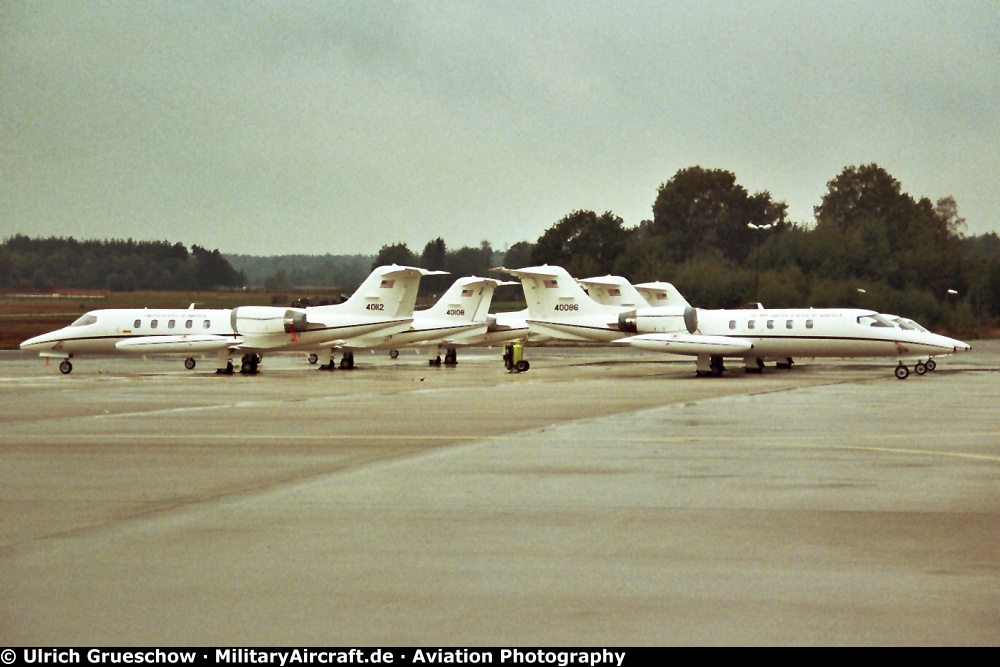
[1,343,997,645]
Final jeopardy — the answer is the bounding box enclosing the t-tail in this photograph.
[421,276,504,324]
[501,265,616,319]
[633,281,690,308]
[498,265,624,341]
[577,275,649,309]
[327,265,447,319]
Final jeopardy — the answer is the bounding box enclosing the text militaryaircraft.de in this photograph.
[499,265,970,380]
[19,266,509,375]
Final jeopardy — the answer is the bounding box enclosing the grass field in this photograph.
[0,289,528,350]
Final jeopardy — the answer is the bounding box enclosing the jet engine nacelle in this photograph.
[683,306,698,334]
[619,306,695,335]
[618,310,638,334]
[231,306,308,335]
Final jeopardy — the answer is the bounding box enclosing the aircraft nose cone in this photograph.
[20,331,58,351]
[20,335,43,350]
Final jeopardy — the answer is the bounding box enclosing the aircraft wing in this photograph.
[612,333,754,356]
[115,335,241,354]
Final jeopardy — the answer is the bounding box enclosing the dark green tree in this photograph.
[531,210,631,277]
[445,241,494,278]
[420,238,448,271]
[502,241,534,269]
[372,243,417,269]
[811,165,965,294]
[651,167,788,263]
[191,245,242,289]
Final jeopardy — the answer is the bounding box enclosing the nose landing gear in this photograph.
[895,358,937,380]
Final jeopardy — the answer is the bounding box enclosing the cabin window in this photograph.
[150,320,158,329]
[747,320,756,330]
[185,320,193,329]
[786,320,794,329]
[805,320,814,329]
[133,319,141,329]
[729,320,736,330]
[767,320,774,329]
[168,319,176,329]
[203,320,211,329]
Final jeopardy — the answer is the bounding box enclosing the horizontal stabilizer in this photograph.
[116,335,238,354]
[612,333,754,356]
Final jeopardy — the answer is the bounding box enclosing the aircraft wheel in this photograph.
[429,356,441,367]
[184,357,196,370]
[308,353,318,365]
[926,359,936,372]
[389,349,399,359]
[914,361,927,376]
[894,364,909,380]
[515,359,530,373]
[59,360,73,375]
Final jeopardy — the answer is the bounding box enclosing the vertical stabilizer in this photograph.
[500,265,617,321]
[578,276,648,308]
[421,276,502,324]
[327,265,445,319]
[634,281,690,308]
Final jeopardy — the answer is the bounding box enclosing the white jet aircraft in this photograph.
[500,265,746,354]
[618,306,970,379]
[20,265,435,375]
[326,275,507,367]
[505,265,970,379]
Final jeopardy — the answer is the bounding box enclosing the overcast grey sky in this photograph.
[2,1,997,256]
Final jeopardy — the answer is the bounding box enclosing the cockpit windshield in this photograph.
[857,314,895,328]
[889,316,929,332]
[70,314,98,327]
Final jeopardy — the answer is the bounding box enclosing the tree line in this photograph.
[0,236,243,291]
[366,163,997,330]
[4,163,999,331]
[512,164,999,332]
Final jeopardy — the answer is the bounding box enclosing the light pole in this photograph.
[747,223,774,304]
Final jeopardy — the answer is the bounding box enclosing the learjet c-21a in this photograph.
[19,265,438,375]
[323,275,509,367]
[502,265,970,379]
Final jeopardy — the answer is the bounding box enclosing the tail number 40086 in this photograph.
[555,304,579,312]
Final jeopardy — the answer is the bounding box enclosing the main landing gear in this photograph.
[59,359,73,375]
[239,354,262,374]
[895,358,937,380]
[743,357,795,374]
[214,353,261,375]
[428,348,459,367]
[320,351,355,370]
[695,355,726,377]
